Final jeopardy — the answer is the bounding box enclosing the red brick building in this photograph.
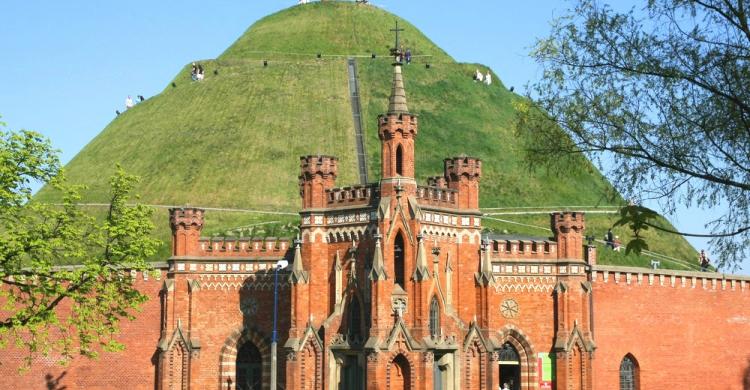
[2,63,750,390]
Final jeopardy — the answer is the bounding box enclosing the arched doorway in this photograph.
[498,342,520,390]
[236,341,262,390]
[391,354,411,390]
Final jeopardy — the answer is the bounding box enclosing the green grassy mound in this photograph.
[36,2,698,268]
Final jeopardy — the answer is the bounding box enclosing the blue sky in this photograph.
[1,0,744,273]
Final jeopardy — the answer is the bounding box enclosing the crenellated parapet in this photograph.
[377,113,418,140]
[416,185,457,208]
[591,265,750,293]
[170,207,205,256]
[196,237,291,258]
[426,176,447,188]
[443,156,482,209]
[551,212,585,261]
[488,237,558,260]
[444,156,482,180]
[326,184,379,207]
[551,212,585,234]
[299,155,338,180]
[170,207,205,232]
[299,155,339,209]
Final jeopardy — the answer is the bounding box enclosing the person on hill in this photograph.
[485,70,492,85]
[125,96,134,110]
[613,236,622,252]
[191,62,198,81]
[405,48,412,64]
[474,69,484,82]
[605,228,614,249]
[197,64,205,81]
[699,250,710,271]
[138,95,145,102]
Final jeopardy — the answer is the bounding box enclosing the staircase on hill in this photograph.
[347,58,369,184]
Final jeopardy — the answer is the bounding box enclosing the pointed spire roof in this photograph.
[289,238,309,284]
[412,234,430,281]
[475,236,494,286]
[388,65,409,115]
[369,233,388,281]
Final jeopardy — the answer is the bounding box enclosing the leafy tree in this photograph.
[517,0,750,269]
[0,122,159,368]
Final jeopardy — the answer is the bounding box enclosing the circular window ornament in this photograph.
[500,299,519,319]
[240,296,259,316]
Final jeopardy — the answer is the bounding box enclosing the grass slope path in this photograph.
[35,2,697,267]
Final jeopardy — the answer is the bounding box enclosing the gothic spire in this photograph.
[289,238,309,284]
[412,234,430,281]
[475,236,494,286]
[388,65,409,115]
[369,233,388,281]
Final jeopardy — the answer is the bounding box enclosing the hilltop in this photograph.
[37,2,698,269]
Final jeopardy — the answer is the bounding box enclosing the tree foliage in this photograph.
[518,0,750,269]
[0,122,159,368]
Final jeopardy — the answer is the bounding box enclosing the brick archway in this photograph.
[499,326,538,390]
[219,327,272,390]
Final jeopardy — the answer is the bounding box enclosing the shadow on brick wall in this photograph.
[45,372,67,390]
[743,357,750,390]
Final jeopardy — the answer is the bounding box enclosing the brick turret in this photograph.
[169,207,204,256]
[379,64,418,196]
[299,155,338,209]
[551,212,586,260]
[444,156,482,209]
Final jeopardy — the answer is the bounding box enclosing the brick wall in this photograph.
[591,267,750,389]
[0,271,165,390]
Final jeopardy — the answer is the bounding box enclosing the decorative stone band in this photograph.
[591,265,750,292]
[37,262,167,283]
[168,258,287,276]
[491,262,585,276]
[422,211,481,228]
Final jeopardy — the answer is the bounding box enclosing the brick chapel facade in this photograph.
[2,63,750,390]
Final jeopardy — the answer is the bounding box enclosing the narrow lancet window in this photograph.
[429,296,440,337]
[396,145,404,176]
[394,233,405,288]
[619,354,639,390]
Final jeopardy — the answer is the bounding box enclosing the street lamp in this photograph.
[270,258,289,390]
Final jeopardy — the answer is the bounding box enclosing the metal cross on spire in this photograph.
[390,20,405,62]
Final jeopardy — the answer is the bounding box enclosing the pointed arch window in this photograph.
[429,296,440,337]
[394,233,405,288]
[395,144,404,176]
[619,354,639,390]
[498,342,520,364]
[347,296,362,340]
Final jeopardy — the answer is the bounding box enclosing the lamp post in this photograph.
[270,259,288,390]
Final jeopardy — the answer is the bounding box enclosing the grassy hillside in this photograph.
[37,2,698,269]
